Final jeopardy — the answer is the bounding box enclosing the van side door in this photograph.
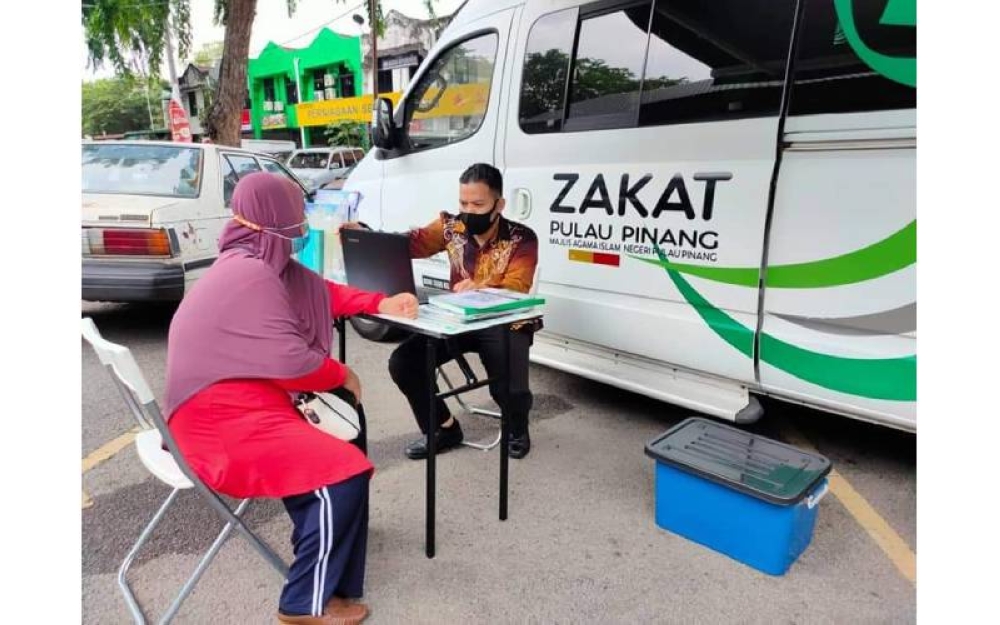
[502,0,796,388]
[760,0,917,429]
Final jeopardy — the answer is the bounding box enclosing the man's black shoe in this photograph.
[508,430,531,459]
[405,421,464,460]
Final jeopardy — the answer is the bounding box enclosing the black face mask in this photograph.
[460,200,499,236]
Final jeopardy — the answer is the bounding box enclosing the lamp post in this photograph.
[353,1,378,101]
[160,89,172,132]
[293,57,307,148]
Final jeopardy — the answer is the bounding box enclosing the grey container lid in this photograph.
[645,417,832,505]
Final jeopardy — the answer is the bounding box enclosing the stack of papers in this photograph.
[427,288,545,323]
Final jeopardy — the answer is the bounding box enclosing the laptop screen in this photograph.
[341,229,420,299]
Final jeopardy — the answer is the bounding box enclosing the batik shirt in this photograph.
[409,212,539,293]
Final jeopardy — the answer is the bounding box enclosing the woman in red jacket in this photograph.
[165,172,417,625]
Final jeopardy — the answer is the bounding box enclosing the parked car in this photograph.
[82,140,311,303]
[322,163,358,190]
[241,139,296,165]
[287,146,365,191]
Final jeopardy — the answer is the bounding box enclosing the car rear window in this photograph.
[82,144,203,198]
[288,152,330,169]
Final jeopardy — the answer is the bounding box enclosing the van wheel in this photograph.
[348,316,408,342]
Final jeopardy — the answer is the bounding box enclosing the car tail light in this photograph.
[81,228,174,257]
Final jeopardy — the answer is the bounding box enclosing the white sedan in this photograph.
[82,140,312,303]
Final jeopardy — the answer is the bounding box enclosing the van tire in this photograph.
[348,316,408,342]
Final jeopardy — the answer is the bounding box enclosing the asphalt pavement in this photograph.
[82,301,916,624]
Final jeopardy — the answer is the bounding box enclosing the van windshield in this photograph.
[289,152,330,169]
[82,144,203,198]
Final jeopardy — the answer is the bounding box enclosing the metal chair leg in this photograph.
[438,369,504,451]
[119,488,182,625]
[159,499,252,624]
[197,486,289,577]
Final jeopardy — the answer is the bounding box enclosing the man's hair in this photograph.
[459,163,503,197]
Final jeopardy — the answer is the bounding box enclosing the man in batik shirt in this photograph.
[393,163,539,459]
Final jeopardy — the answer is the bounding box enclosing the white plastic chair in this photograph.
[82,317,288,624]
[438,266,541,451]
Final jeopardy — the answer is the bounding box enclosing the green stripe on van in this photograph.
[632,220,915,289]
[655,247,916,401]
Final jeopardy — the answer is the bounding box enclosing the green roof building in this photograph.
[248,28,363,147]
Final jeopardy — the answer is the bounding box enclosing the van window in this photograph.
[353,149,365,162]
[404,32,499,152]
[342,151,356,166]
[519,8,577,133]
[789,0,916,116]
[330,153,345,168]
[639,0,794,126]
[519,0,795,134]
[565,3,650,131]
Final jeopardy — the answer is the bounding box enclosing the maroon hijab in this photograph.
[164,172,331,416]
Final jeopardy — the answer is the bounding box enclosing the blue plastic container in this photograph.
[646,418,831,576]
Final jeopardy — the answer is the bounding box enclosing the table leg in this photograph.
[426,337,437,558]
[338,318,346,363]
[500,325,510,521]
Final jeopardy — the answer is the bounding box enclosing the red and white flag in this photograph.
[168,85,192,143]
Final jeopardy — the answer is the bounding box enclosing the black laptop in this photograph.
[341,228,428,302]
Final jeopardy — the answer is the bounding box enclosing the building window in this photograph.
[311,68,341,100]
[338,72,356,98]
[377,69,394,94]
[187,92,199,117]
[285,78,298,105]
[263,77,276,102]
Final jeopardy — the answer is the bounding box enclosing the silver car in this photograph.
[288,147,366,192]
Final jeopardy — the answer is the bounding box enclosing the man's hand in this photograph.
[378,293,419,319]
[341,366,362,404]
[453,279,480,293]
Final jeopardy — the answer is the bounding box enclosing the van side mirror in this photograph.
[371,97,396,150]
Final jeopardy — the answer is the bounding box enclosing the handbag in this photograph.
[294,389,361,442]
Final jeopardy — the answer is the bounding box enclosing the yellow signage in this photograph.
[412,83,490,120]
[296,93,402,127]
[261,113,287,129]
[293,82,491,127]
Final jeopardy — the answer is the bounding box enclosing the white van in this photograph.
[82,141,310,302]
[345,0,916,432]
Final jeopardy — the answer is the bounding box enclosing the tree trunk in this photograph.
[206,0,257,146]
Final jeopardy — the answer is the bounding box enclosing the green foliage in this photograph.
[192,41,224,66]
[324,122,369,150]
[82,77,168,136]
[82,0,191,78]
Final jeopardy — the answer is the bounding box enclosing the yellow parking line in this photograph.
[780,421,916,585]
[82,429,139,473]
